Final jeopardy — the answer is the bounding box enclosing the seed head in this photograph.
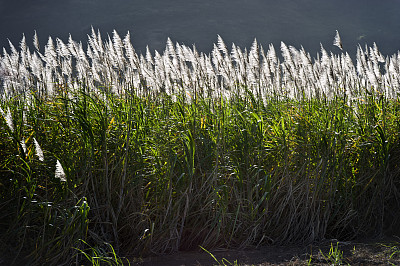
[333,30,343,50]
[33,137,44,161]
[20,138,27,154]
[55,160,66,182]
[0,106,14,132]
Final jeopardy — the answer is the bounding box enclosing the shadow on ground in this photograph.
[132,237,400,265]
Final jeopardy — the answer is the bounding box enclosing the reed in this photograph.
[0,30,400,265]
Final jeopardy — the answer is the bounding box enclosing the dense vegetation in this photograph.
[1,30,400,265]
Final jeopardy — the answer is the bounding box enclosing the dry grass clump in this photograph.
[0,30,400,265]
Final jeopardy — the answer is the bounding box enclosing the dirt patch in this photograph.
[132,237,400,265]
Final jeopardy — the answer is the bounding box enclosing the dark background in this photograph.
[1,0,400,57]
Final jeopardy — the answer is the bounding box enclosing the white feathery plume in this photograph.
[20,138,27,154]
[289,45,301,66]
[368,46,382,79]
[33,137,44,161]
[192,44,199,61]
[19,34,29,67]
[229,44,242,85]
[1,106,14,132]
[166,38,179,72]
[91,61,101,83]
[67,34,78,58]
[267,43,278,65]
[261,48,272,79]
[19,34,27,53]
[217,35,229,57]
[3,28,400,103]
[146,46,154,65]
[44,36,57,69]
[212,43,222,64]
[56,38,70,58]
[333,30,343,50]
[45,67,55,95]
[22,108,27,125]
[249,38,260,67]
[232,44,246,83]
[30,52,44,79]
[281,41,294,68]
[112,29,123,50]
[231,43,240,64]
[299,46,312,66]
[356,45,366,75]
[344,52,354,70]
[299,46,314,83]
[87,36,100,61]
[86,44,94,60]
[88,27,102,57]
[112,29,125,68]
[154,50,165,72]
[33,31,40,51]
[364,44,369,58]
[7,39,19,69]
[175,42,185,63]
[320,43,330,68]
[212,44,223,75]
[397,51,400,64]
[366,61,379,88]
[74,42,90,83]
[55,160,67,182]
[373,42,385,63]
[330,52,340,73]
[105,34,116,65]
[204,54,215,77]
[0,56,5,81]
[123,31,139,69]
[248,38,260,85]
[96,29,105,54]
[166,37,176,58]
[182,44,196,64]
[388,54,398,77]
[162,50,173,76]
[77,42,88,63]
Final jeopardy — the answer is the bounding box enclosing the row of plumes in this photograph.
[1,29,399,100]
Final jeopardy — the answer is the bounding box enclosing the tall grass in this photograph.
[1,30,400,264]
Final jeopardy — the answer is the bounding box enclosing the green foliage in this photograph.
[379,241,400,265]
[2,29,400,265]
[1,85,400,264]
[75,240,131,266]
[319,242,349,265]
[200,246,240,266]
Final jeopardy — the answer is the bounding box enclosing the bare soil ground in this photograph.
[133,237,400,266]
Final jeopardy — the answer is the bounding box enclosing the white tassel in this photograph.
[55,160,66,182]
[1,106,14,133]
[33,137,44,161]
[33,31,40,51]
[21,138,27,154]
[333,30,343,50]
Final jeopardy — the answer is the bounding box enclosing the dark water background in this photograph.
[1,0,400,57]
